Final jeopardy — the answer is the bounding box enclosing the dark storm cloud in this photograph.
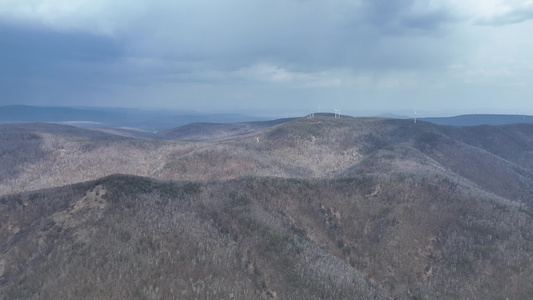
[0,22,125,105]
[361,0,454,35]
[114,0,457,74]
[0,0,532,113]
[333,0,458,71]
[0,22,122,73]
[0,0,459,82]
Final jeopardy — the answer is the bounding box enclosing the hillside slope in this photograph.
[1,174,533,299]
[0,175,388,300]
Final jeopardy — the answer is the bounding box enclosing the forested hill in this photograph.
[2,171,533,299]
[2,116,533,299]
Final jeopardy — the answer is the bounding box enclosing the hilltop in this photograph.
[157,118,295,141]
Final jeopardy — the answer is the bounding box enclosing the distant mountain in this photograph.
[5,106,533,129]
[0,105,117,125]
[0,122,129,140]
[136,113,269,131]
[0,105,267,130]
[421,114,533,126]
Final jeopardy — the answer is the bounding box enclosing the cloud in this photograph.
[476,7,533,26]
[0,0,460,72]
[166,63,344,88]
[0,21,122,64]
[0,0,140,35]
[0,20,125,106]
[446,0,533,26]
[361,0,454,34]
[1,0,533,113]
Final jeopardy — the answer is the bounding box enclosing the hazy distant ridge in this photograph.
[0,105,267,130]
[421,114,533,126]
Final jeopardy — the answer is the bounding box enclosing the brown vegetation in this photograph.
[1,117,533,299]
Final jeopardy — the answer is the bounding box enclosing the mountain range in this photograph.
[1,114,533,299]
[3,105,533,130]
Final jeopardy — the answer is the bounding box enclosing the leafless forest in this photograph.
[2,116,533,299]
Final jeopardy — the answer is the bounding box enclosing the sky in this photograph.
[1,0,533,116]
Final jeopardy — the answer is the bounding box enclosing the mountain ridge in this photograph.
[3,105,533,129]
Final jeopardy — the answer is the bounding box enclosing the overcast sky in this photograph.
[1,0,533,116]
